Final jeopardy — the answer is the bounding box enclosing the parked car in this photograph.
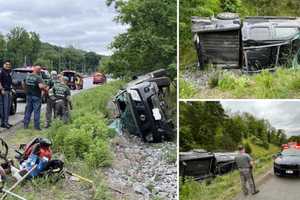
[273,143,300,176]
[11,67,51,102]
[61,70,83,90]
[112,69,174,143]
[192,13,300,73]
[93,72,106,84]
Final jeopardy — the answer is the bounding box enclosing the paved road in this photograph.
[238,172,300,200]
[0,77,98,132]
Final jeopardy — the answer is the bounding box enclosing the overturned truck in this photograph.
[112,69,175,143]
[179,150,238,181]
[192,13,300,73]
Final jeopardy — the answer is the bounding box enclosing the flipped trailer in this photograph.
[179,149,238,181]
[192,13,300,73]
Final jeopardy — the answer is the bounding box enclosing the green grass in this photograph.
[183,68,300,99]
[179,78,198,99]
[179,141,280,200]
[3,80,124,200]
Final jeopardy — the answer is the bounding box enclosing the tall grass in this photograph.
[4,81,125,200]
[210,68,300,98]
[179,78,198,99]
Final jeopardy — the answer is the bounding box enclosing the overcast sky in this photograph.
[0,0,127,55]
[221,101,300,136]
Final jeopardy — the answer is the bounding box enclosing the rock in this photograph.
[133,183,150,197]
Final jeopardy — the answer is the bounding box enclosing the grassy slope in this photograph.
[180,68,300,99]
[179,141,280,200]
[3,81,124,200]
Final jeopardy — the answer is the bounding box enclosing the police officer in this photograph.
[53,76,72,123]
[235,145,259,196]
[44,71,60,128]
[0,60,13,129]
[23,65,49,130]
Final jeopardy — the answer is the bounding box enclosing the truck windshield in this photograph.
[12,70,31,81]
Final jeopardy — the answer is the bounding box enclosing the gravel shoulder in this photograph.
[105,135,177,200]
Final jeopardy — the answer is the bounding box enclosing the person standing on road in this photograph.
[235,145,259,197]
[44,71,60,128]
[23,65,49,130]
[53,76,72,123]
[0,60,13,129]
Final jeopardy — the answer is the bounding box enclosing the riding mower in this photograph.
[0,137,65,199]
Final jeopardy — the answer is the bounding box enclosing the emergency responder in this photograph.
[53,76,72,123]
[23,65,49,130]
[0,60,13,129]
[235,145,259,196]
[44,71,60,128]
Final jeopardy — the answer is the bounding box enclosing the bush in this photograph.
[244,142,252,154]
[179,78,198,98]
[47,81,123,169]
[208,72,219,88]
[84,140,113,168]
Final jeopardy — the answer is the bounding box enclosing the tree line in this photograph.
[0,27,102,74]
[104,0,176,79]
[179,101,288,152]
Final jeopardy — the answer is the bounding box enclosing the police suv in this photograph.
[273,142,300,176]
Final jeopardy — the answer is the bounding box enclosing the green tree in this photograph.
[106,0,176,78]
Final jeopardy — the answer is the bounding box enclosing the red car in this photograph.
[93,72,106,84]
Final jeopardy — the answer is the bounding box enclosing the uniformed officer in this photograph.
[44,71,60,128]
[53,76,72,123]
[235,145,259,196]
[23,65,49,130]
[0,60,13,129]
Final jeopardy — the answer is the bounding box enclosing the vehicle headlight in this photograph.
[129,89,141,102]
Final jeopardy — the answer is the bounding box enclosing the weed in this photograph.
[179,78,198,98]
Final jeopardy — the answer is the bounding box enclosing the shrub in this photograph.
[208,72,219,88]
[84,140,113,169]
[243,142,252,154]
[63,129,93,159]
[179,78,198,98]
[46,81,123,168]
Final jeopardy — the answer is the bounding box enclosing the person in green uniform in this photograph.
[53,76,72,123]
[23,65,49,130]
[44,71,60,128]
